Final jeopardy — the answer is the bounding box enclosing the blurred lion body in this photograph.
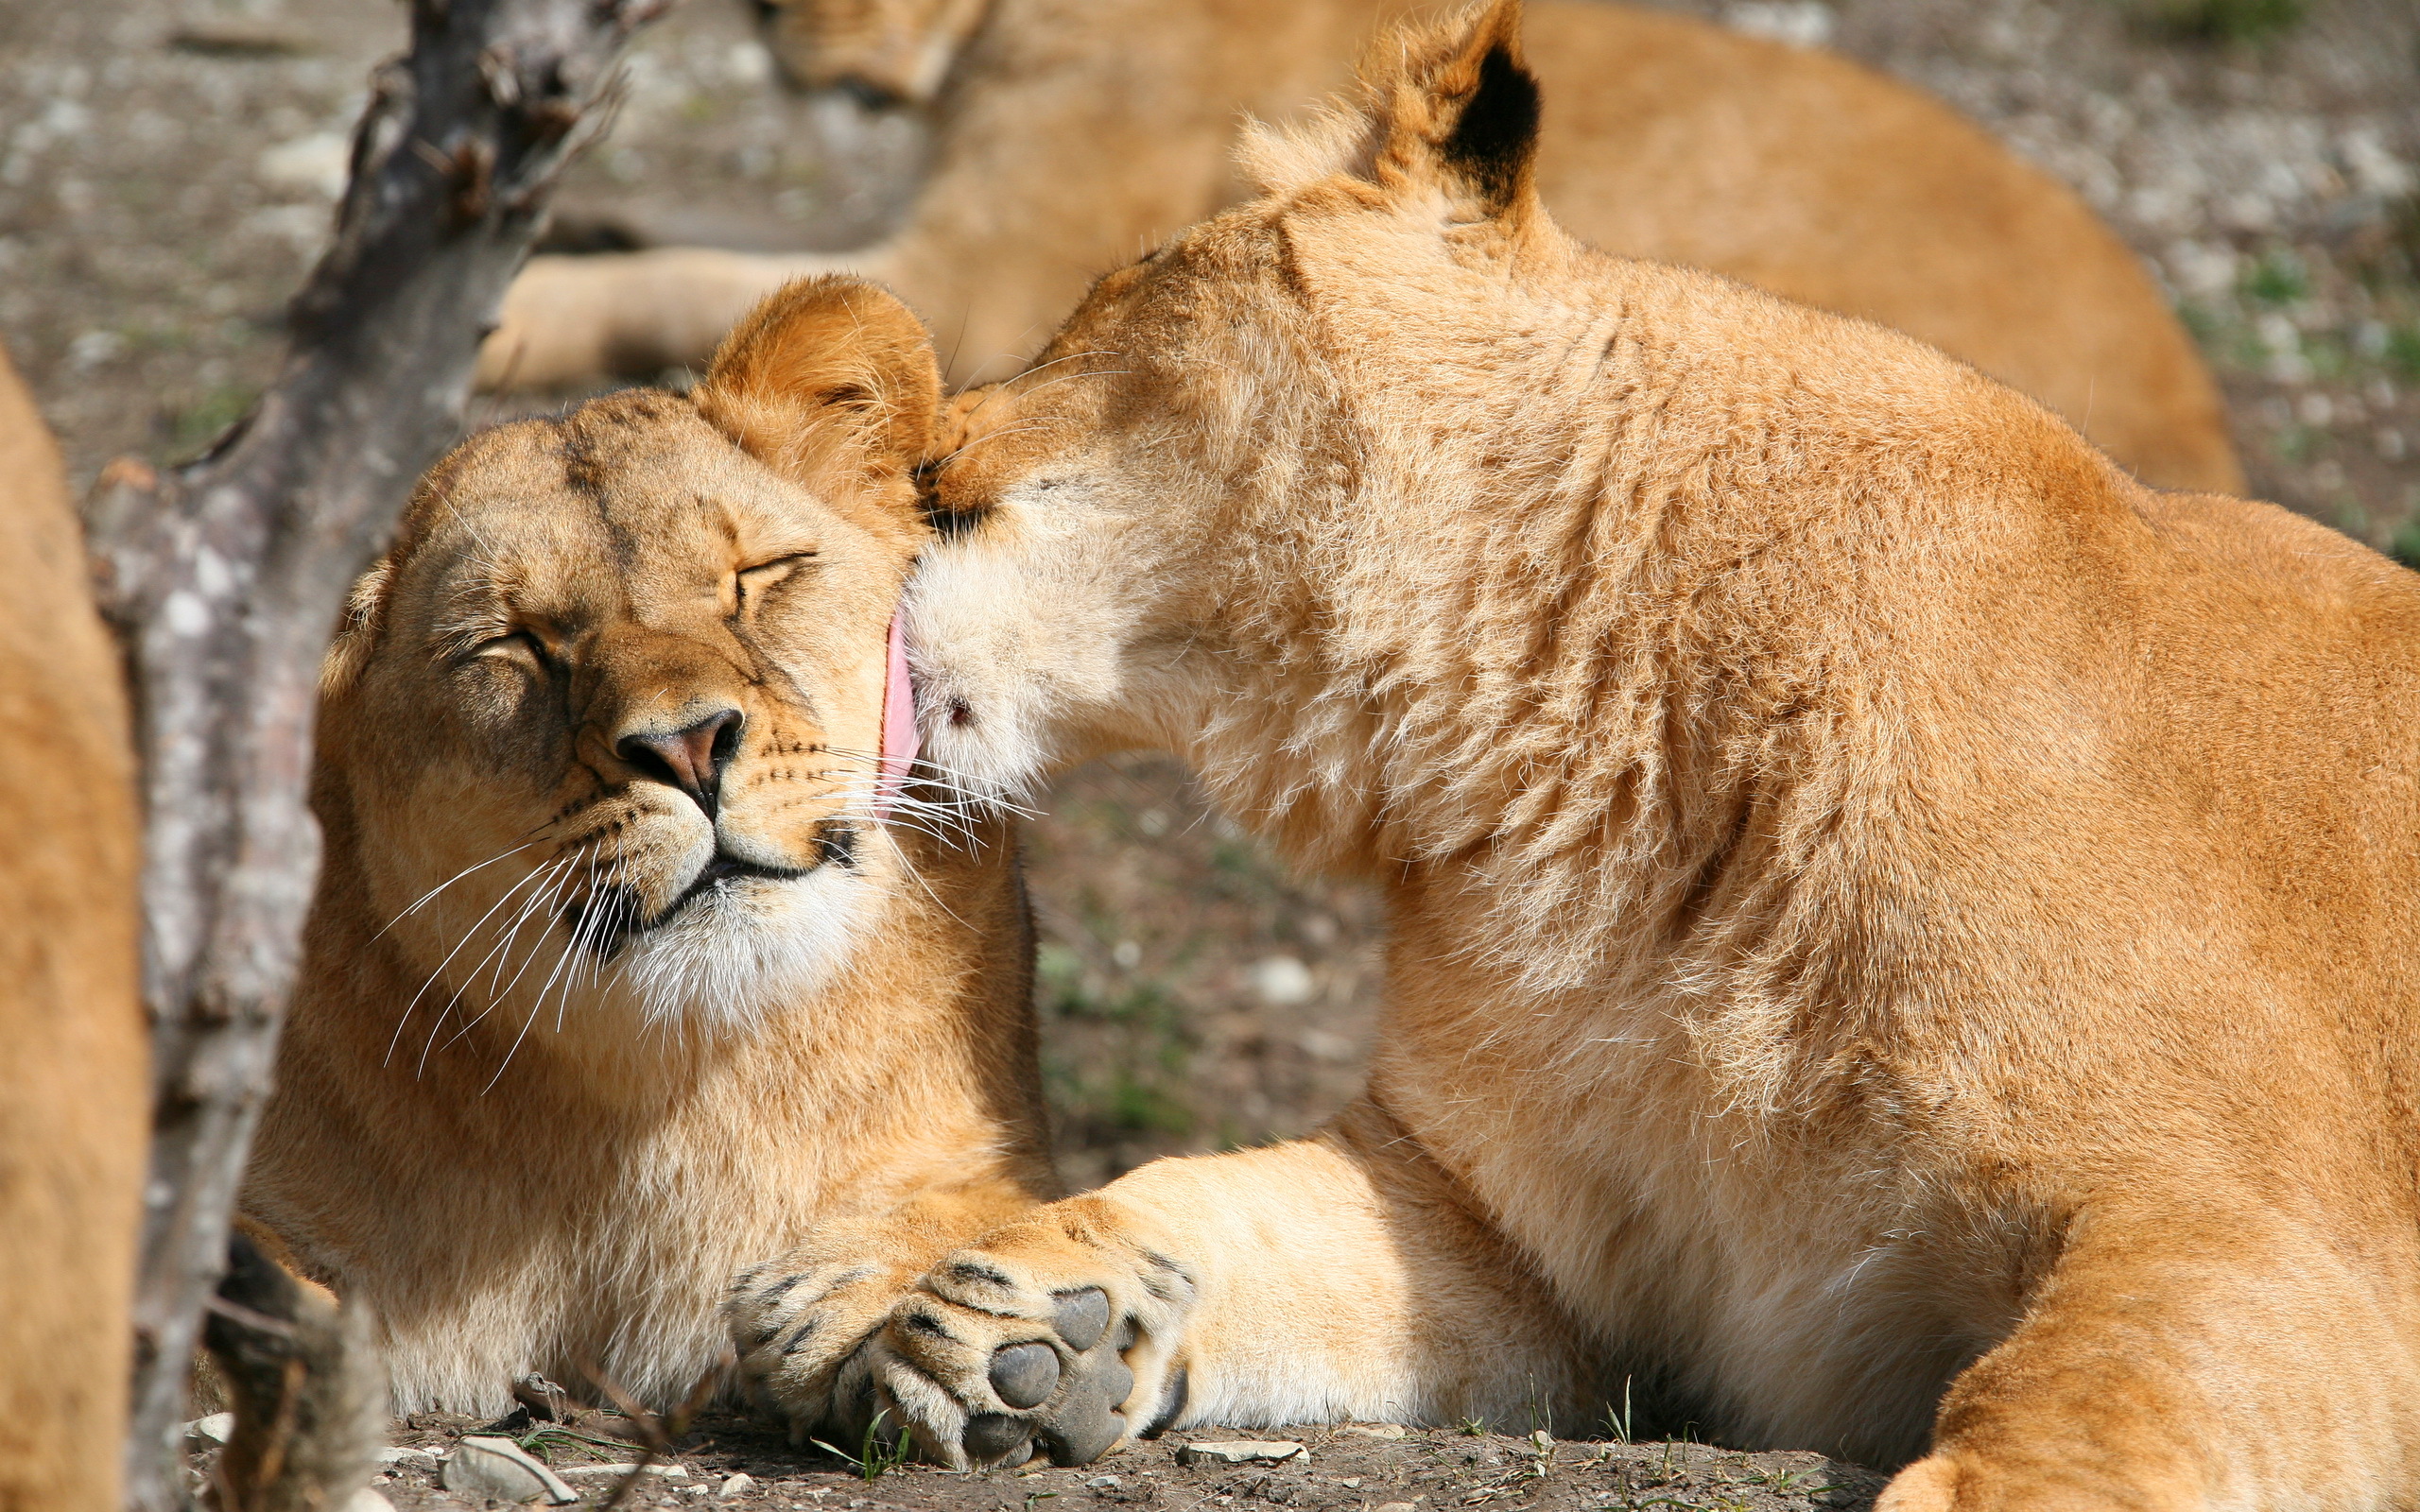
[0,347,144,1510]
[240,282,1056,1414]
[488,0,2238,492]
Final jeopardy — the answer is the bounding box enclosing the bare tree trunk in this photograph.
[85,3,670,1506]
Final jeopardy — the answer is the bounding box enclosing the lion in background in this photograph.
[484,0,2240,495]
[727,4,2420,1504]
[236,279,1058,1421]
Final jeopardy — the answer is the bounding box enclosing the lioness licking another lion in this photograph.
[487,0,2240,495]
[719,3,2420,1505]
[234,279,1061,1420]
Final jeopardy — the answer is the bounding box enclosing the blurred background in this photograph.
[4,0,2413,1188]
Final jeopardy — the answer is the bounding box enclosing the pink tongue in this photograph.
[875,607,921,820]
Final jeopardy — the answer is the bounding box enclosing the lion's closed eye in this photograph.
[736,551,819,611]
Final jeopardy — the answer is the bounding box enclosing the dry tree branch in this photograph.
[85,3,673,1506]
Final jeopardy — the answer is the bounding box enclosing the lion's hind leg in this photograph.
[1879,1201,2420,1512]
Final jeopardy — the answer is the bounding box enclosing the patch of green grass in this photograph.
[812,1408,915,1482]
[165,383,257,458]
[2387,324,2420,381]
[2126,0,2304,43]
[2243,248,2310,306]
[2388,518,2420,572]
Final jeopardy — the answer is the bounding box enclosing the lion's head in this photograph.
[316,278,943,1041]
[750,0,992,105]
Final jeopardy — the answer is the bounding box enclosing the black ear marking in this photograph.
[1442,43,1541,208]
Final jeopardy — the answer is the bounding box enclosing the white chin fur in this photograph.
[613,868,873,1035]
[902,550,1064,804]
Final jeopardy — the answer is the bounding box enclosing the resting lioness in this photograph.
[485,0,2238,494]
[239,278,1055,1415]
[728,6,2420,1505]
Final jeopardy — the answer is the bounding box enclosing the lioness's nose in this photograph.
[616,708,743,816]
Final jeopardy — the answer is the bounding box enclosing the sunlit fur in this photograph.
[486,0,2238,494]
[844,6,2420,1505]
[0,342,142,1511]
[239,280,1057,1416]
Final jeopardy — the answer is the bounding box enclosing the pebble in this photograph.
[719,1472,756,1498]
[1087,1475,1122,1488]
[1177,1440,1307,1466]
[344,1490,398,1512]
[440,1436,579,1505]
[182,1413,235,1447]
[1376,1503,1418,1512]
[1339,1424,1407,1440]
[373,1447,439,1468]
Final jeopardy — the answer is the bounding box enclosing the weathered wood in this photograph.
[85,3,670,1505]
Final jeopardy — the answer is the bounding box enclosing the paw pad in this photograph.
[1051,1287,1111,1351]
[989,1341,1062,1409]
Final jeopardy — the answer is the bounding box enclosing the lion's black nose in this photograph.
[616,707,743,816]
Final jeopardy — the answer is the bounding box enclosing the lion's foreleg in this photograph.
[849,1097,1601,1468]
[476,247,896,391]
[1879,1201,2420,1512]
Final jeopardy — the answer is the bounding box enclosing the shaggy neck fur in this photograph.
[1156,231,2134,1105]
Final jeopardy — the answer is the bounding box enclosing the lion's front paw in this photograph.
[727,1254,919,1445]
[867,1197,1199,1469]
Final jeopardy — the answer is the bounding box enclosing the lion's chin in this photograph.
[612,868,877,1036]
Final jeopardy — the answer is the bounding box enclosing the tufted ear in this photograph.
[1238,0,1541,227]
[691,276,941,521]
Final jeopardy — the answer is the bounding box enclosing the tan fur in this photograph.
[239,279,1057,1416]
[738,10,2420,1505]
[0,345,144,1511]
[483,0,2239,493]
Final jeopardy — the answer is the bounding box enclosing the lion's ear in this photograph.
[691,276,942,502]
[1239,0,1540,226]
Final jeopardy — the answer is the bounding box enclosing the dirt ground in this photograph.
[253,1409,1890,1512]
[11,0,2420,1499]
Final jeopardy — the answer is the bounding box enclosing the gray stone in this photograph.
[1176,1441,1306,1466]
[374,1446,440,1468]
[718,1472,757,1498]
[441,1436,579,1504]
[182,1413,235,1448]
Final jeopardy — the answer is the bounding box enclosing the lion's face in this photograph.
[752,0,992,105]
[902,13,1559,805]
[322,280,942,1042]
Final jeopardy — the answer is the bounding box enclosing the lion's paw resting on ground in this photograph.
[738,1198,1197,1468]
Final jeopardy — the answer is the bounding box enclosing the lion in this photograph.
[236,277,1058,1419]
[723,7,2420,1505]
[481,0,2241,495]
[0,345,145,1511]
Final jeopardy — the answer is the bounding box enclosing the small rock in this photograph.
[1087,1475,1123,1488]
[373,1446,440,1467]
[1339,1424,1407,1440]
[1249,956,1316,1005]
[343,1490,398,1512]
[719,1472,756,1498]
[441,1436,579,1504]
[1376,1503,1419,1512]
[182,1413,236,1448]
[1177,1441,1307,1466]
[1339,1479,1362,1489]
[1528,1430,1553,1452]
